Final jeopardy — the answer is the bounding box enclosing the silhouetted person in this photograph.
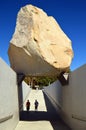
[26,100,30,111]
[34,99,39,111]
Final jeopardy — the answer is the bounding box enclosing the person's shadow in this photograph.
[20,110,58,121]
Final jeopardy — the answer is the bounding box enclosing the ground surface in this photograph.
[15,90,71,130]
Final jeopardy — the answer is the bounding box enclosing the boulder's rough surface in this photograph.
[8,5,73,76]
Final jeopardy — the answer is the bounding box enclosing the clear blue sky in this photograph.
[0,0,86,71]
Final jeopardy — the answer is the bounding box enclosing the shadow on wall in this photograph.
[17,73,25,111]
[17,83,23,111]
[43,92,71,130]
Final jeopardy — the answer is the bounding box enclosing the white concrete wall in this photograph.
[61,64,86,130]
[43,80,62,110]
[22,81,31,103]
[44,64,86,130]
[22,81,31,110]
[17,80,31,111]
[0,58,19,130]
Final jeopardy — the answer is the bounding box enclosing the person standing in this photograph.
[34,99,39,111]
[26,100,30,111]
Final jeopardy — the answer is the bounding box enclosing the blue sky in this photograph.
[0,0,86,71]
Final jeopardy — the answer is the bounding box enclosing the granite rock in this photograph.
[8,5,73,76]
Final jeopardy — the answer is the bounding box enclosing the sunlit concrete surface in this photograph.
[23,90,47,111]
[15,121,54,130]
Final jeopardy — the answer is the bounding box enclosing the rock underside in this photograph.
[8,5,73,76]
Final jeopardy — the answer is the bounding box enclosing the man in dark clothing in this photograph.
[34,99,39,111]
[26,100,30,111]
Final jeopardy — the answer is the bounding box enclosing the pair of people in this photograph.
[26,99,39,111]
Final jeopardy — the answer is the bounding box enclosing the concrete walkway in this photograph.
[15,90,71,130]
[23,89,47,111]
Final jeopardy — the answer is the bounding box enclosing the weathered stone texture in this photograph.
[8,5,73,76]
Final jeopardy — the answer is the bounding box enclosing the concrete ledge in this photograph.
[72,114,86,122]
[0,114,13,123]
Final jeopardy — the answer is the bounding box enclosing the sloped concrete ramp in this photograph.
[15,90,70,130]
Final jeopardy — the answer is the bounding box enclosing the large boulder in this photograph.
[8,5,73,76]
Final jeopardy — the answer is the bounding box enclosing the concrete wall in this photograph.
[61,64,86,130]
[0,58,19,130]
[43,80,62,110]
[44,64,86,130]
[22,81,31,104]
[18,80,31,111]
